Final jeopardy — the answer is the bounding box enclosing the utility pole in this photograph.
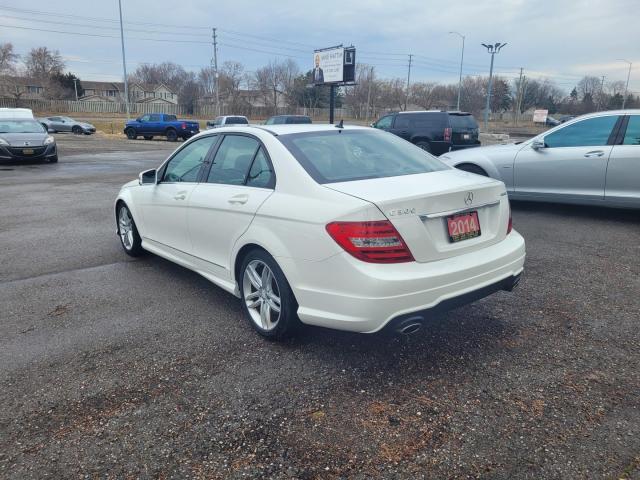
[514,67,524,125]
[73,78,78,101]
[212,28,219,116]
[481,42,507,131]
[117,0,130,119]
[405,54,413,111]
[597,75,605,111]
[618,59,632,109]
[449,32,465,110]
[365,66,373,123]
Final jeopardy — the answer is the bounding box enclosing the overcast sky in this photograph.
[3,0,639,93]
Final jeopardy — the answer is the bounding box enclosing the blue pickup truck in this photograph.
[124,113,200,142]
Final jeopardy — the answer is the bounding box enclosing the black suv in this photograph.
[371,111,480,155]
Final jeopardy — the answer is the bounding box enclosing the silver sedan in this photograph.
[39,116,96,135]
[441,110,640,208]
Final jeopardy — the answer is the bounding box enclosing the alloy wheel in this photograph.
[118,207,134,250]
[242,260,282,331]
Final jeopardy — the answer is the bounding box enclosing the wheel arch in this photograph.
[451,158,502,181]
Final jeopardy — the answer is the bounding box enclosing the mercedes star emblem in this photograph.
[464,192,474,205]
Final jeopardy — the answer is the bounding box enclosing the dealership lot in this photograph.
[1,134,639,478]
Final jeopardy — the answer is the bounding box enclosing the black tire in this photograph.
[165,128,178,142]
[239,249,300,340]
[116,203,144,257]
[72,125,83,135]
[125,128,137,140]
[49,155,58,163]
[456,163,488,176]
[143,135,153,140]
[415,141,432,153]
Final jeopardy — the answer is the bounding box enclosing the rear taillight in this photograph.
[181,122,186,129]
[326,221,414,263]
[444,127,452,142]
[507,202,513,234]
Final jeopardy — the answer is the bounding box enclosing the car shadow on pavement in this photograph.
[512,200,639,223]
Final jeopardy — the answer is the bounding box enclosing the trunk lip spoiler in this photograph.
[419,199,501,219]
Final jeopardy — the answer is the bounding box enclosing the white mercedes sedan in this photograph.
[115,124,525,339]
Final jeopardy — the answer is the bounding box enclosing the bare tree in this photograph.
[409,82,438,109]
[252,59,299,114]
[24,47,65,81]
[0,42,18,75]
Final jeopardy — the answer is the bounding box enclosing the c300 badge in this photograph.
[388,207,416,217]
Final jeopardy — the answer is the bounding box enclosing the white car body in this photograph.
[440,110,640,208]
[115,125,525,334]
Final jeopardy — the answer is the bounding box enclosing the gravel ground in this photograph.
[0,134,639,479]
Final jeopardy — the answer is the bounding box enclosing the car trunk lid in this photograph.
[325,169,509,262]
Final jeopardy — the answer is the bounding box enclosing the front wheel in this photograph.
[72,126,83,134]
[125,128,137,140]
[117,204,144,257]
[48,155,58,163]
[239,250,300,340]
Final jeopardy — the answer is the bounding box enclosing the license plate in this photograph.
[463,134,470,140]
[22,149,34,155]
[447,211,481,242]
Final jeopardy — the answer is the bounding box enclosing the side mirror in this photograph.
[139,169,157,185]
[531,139,546,150]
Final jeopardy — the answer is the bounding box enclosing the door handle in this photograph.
[584,150,605,158]
[228,194,249,205]
[173,192,187,200]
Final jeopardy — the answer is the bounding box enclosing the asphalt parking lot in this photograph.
[1,133,639,479]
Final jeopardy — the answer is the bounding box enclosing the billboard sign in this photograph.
[312,47,344,85]
[533,109,549,123]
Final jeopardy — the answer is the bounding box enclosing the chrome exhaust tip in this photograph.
[395,316,424,335]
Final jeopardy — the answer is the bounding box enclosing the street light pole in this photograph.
[117,0,130,119]
[481,42,506,131]
[618,59,632,109]
[449,31,465,111]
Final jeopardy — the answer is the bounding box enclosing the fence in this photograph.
[0,98,192,116]
[0,97,355,120]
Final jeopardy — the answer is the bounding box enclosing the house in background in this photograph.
[80,81,178,104]
[0,77,179,104]
[0,76,46,100]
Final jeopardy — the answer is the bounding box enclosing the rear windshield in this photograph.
[278,130,447,184]
[0,120,46,133]
[227,116,248,124]
[448,114,478,130]
[165,115,177,122]
[288,116,312,124]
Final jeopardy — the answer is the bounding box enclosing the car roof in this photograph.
[0,108,34,119]
[194,124,369,137]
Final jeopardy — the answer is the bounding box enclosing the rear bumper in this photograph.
[277,231,526,333]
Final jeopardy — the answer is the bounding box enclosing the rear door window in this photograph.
[622,115,640,145]
[394,115,411,129]
[165,115,177,122]
[149,114,162,122]
[411,113,447,129]
[207,135,260,185]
